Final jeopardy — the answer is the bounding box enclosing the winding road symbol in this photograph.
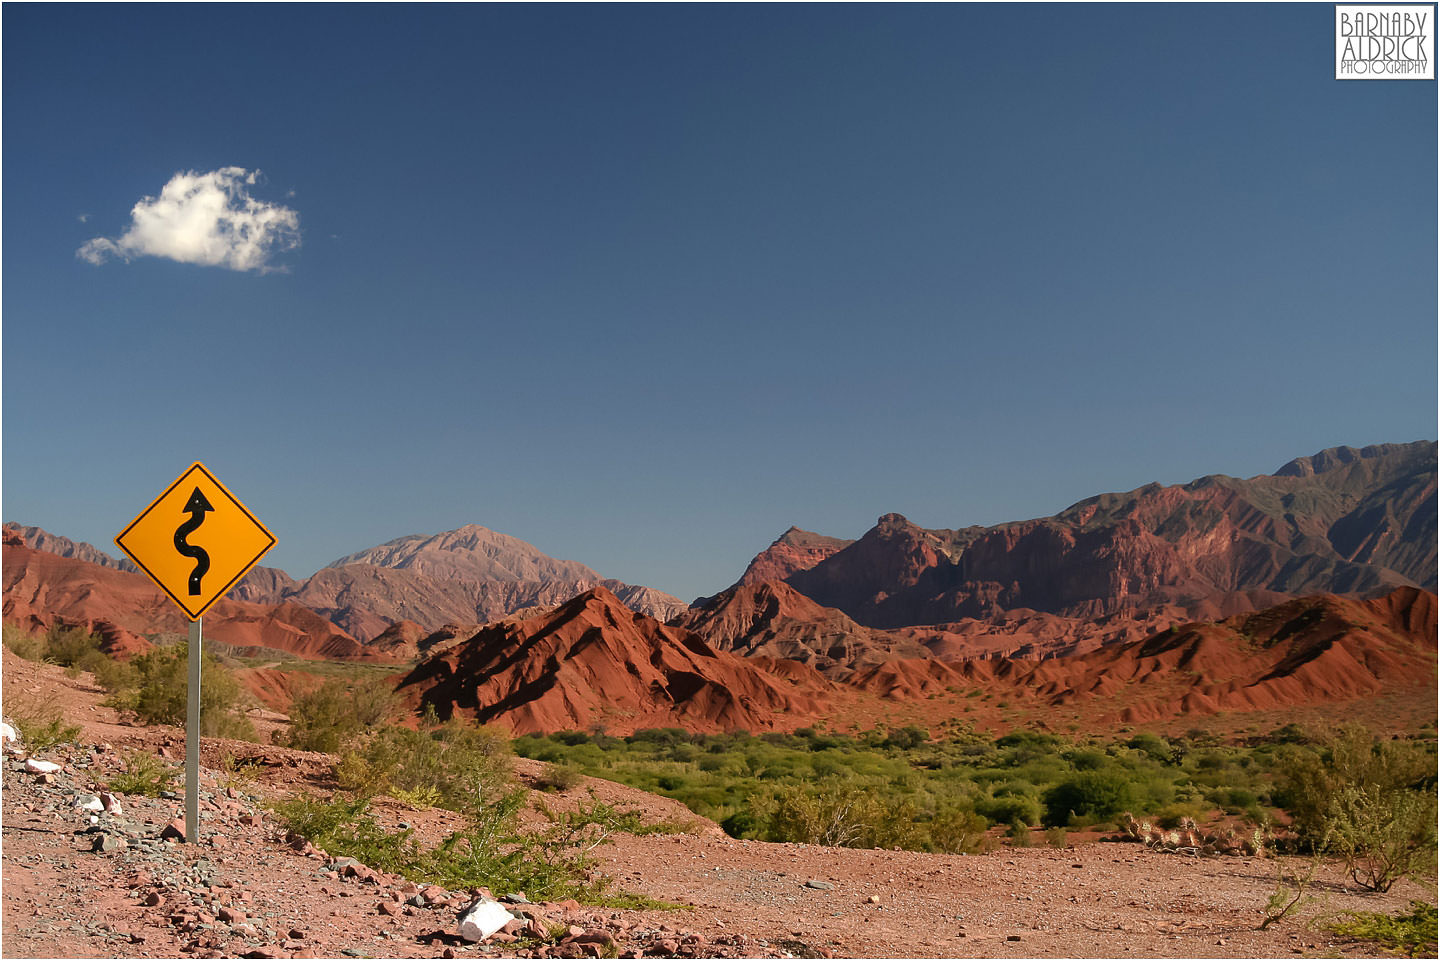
[174,487,215,596]
[114,462,275,621]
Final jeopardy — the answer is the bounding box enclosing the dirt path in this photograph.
[2,651,1430,959]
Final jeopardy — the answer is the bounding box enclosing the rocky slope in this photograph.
[785,442,1435,629]
[397,586,838,734]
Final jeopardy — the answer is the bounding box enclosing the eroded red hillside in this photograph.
[673,580,929,677]
[2,546,389,662]
[848,588,1437,726]
[398,586,839,734]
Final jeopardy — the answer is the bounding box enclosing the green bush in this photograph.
[1327,902,1437,957]
[756,784,924,850]
[10,706,82,750]
[109,750,178,797]
[1327,785,1437,893]
[1125,732,1173,763]
[43,624,103,667]
[720,810,759,839]
[335,719,511,814]
[274,791,650,905]
[536,795,697,837]
[1042,771,1138,826]
[84,649,136,692]
[929,805,991,855]
[283,678,362,753]
[1275,725,1437,890]
[534,763,584,793]
[108,641,255,739]
[976,793,1041,827]
[352,676,399,728]
[2,623,45,660]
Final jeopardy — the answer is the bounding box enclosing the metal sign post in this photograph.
[187,618,202,844]
[115,462,275,846]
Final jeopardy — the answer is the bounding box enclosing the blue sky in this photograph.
[4,4,1436,602]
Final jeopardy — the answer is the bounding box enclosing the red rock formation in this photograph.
[849,588,1437,723]
[734,528,854,588]
[787,442,1435,629]
[397,586,836,734]
[673,579,929,677]
[2,523,133,571]
[2,546,389,662]
[232,524,687,640]
[233,667,325,713]
[366,620,430,661]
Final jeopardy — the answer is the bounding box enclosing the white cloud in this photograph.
[78,167,299,272]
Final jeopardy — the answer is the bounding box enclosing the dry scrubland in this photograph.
[2,637,1436,960]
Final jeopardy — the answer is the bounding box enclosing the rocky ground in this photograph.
[2,653,1434,959]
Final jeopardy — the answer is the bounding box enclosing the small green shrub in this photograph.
[1153,801,1210,830]
[1042,771,1138,827]
[534,763,584,793]
[335,719,512,814]
[720,810,759,839]
[537,795,697,838]
[756,785,924,850]
[1327,902,1438,957]
[11,707,82,751]
[1327,784,1438,893]
[929,806,991,855]
[273,792,640,905]
[1007,820,1032,847]
[109,750,178,797]
[1045,826,1068,848]
[1125,732,1173,764]
[2,623,45,660]
[1276,725,1437,890]
[351,676,399,728]
[391,785,444,810]
[219,753,263,793]
[111,641,256,739]
[43,624,103,667]
[977,793,1041,827]
[1259,858,1318,931]
[283,678,361,753]
[86,650,137,692]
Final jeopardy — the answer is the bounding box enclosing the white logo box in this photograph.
[1336,4,1435,79]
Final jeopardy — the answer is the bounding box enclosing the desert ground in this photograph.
[2,651,1431,960]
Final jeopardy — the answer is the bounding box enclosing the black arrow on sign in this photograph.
[174,487,214,596]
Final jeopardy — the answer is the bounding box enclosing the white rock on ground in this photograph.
[24,758,60,774]
[0,722,18,743]
[457,899,515,943]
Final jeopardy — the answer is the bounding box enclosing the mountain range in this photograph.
[780,442,1434,630]
[2,521,687,642]
[3,440,1434,733]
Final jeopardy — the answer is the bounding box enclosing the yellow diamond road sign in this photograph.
[115,462,276,620]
